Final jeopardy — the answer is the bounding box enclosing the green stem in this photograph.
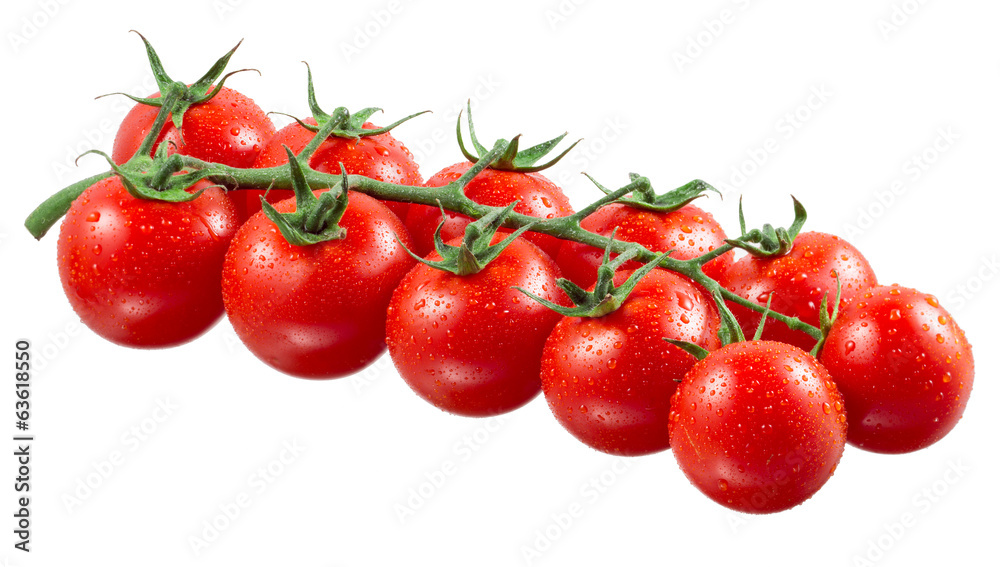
[24,171,115,239]
[24,142,821,340]
[179,156,823,339]
[132,88,181,160]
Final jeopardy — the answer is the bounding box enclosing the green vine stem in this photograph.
[24,126,822,343]
[24,171,115,239]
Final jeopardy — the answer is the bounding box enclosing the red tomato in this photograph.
[236,117,423,221]
[57,177,239,348]
[386,235,566,417]
[112,86,275,168]
[404,162,573,259]
[669,341,847,514]
[556,203,733,289]
[221,191,415,379]
[720,231,877,351]
[540,269,720,456]
[819,285,974,453]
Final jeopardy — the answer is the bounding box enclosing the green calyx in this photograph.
[810,273,842,357]
[518,232,671,318]
[400,201,535,276]
[101,31,256,136]
[727,196,807,257]
[273,62,429,141]
[259,146,349,246]
[79,147,214,203]
[586,172,720,213]
[457,101,580,173]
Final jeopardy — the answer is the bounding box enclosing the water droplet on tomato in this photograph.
[676,292,694,311]
[718,479,729,492]
[374,144,390,157]
[85,212,101,222]
[889,309,901,321]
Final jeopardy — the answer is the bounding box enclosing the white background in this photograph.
[2,0,998,565]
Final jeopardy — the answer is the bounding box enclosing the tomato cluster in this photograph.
[37,37,975,516]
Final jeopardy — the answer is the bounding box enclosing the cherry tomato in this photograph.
[57,177,239,348]
[112,86,275,169]
[404,163,574,259]
[556,203,733,289]
[540,269,720,456]
[669,340,847,514]
[235,118,423,221]
[386,235,566,417]
[221,191,415,379]
[819,284,974,453]
[720,231,877,351]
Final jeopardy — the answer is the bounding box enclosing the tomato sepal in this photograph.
[518,233,671,318]
[726,196,808,257]
[399,201,536,276]
[258,147,349,246]
[711,288,747,345]
[586,172,721,213]
[456,101,580,173]
[810,273,842,357]
[663,339,711,362]
[77,149,216,203]
[269,62,429,143]
[99,32,257,140]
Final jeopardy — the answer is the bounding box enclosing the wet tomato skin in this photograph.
[222,191,415,379]
[720,231,878,352]
[556,203,733,290]
[669,340,847,514]
[386,235,566,417]
[819,284,974,454]
[112,86,275,169]
[404,162,574,259]
[236,118,423,221]
[541,269,721,456]
[57,177,239,348]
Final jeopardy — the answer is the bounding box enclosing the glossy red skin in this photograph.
[222,191,415,379]
[112,86,275,169]
[541,269,721,456]
[386,235,567,417]
[57,177,239,348]
[555,203,733,290]
[237,118,423,221]
[404,162,574,259]
[720,231,878,352]
[819,285,974,454]
[669,341,847,514]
